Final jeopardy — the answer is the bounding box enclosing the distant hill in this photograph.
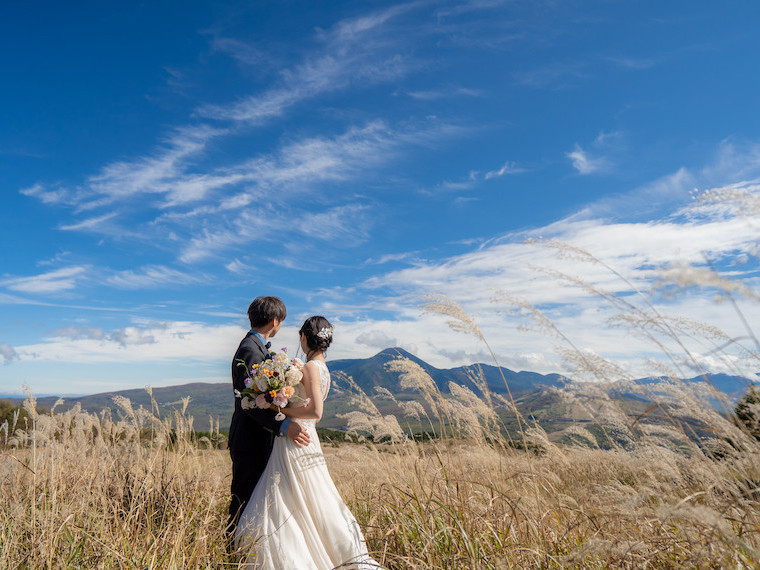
[2,348,755,434]
[611,373,757,407]
[2,348,564,432]
[327,347,566,396]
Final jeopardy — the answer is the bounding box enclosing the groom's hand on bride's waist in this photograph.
[286,421,310,447]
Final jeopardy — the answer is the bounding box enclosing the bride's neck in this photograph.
[306,350,325,362]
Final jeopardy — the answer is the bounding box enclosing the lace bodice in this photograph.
[297,360,330,429]
[311,359,330,401]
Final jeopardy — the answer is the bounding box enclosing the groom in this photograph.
[226,295,310,539]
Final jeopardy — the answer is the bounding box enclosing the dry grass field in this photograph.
[2,379,760,569]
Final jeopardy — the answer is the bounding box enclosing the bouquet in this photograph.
[234,348,308,420]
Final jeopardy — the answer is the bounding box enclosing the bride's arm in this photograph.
[276,361,323,420]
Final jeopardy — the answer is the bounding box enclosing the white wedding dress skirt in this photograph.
[236,361,380,569]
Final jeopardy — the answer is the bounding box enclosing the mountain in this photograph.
[3,349,754,435]
[2,348,564,432]
[327,347,565,396]
[613,374,757,404]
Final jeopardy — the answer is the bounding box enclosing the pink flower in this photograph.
[281,386,295,399]
[273,396,288,408]
[255,394,269,409]
[291,358,305,371]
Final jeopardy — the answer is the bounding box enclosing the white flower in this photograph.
[285,367,303,386]
[317,326,333,340]
[275,411,286,421]
[241,397,255,410]
[233,389,242,398]
[273,352,289,366]
[255,376,269,392]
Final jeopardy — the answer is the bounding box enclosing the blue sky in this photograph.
[2,1,760,396]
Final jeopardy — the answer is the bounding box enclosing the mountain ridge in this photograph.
[2,348,755,433]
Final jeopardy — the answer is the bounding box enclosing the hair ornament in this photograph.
[316,326,334,340]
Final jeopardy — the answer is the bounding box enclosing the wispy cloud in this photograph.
[180,227,243,264]
[484,161,522,179]
[208,36,273,68]
[0,343,19,364]
[434,0,510,19]
[13,320,244,364]
[299,204,373,243]
[514,61,589,89]
[701,139,760,184]
[567,144,610,175]
[85,125,227,208]
[428,158,524,195]
[105,265,206,289]
[22,125,227,213]
[197,4,415,123]
[605,55,656,70]
[582,167,694,219]
[406,86,483,100]
[171,119,446,262]
[363,252,417,266]
[51,326,105,341]
[1,266,89,294]
[60,212,118,231]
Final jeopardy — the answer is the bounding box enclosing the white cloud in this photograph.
[180,227,243,264]
[225,258,252,274]
[363,252,416,266]
[355,329,399,349]
[19,183,69,205]
[299,204,373,243]
[605,56,656,70]
[2,266,88,294]
[484,161,521,179]
[84,125,226,207]
[700,139,760,184]
[406,87,483,100]
[52,326,105,341]
[105,265,206,289]
[514,61,589,88]
[23,125,227,215]
[567,144,609,175]
[208,36,271,68]
[171,120,442,262]
[197,4,414,123]
[0,343,19,364]
[581,167,694,220]
[12,321,244,364]
[60,212,118,231]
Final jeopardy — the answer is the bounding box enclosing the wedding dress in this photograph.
[236,360,380,569]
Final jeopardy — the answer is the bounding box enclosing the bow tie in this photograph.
[265,341,271,350]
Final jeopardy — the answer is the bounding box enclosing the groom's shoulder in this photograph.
[235,332,255,350]
[234,332,263,357]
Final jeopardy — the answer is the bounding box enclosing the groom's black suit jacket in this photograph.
[228,332,285,530]
[229,332,283,453]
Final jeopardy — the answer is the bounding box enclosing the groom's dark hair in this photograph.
[248,296,287,328]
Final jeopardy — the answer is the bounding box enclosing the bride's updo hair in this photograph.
[299,316,333,353]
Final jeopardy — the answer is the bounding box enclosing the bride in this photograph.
[235,316,381,569]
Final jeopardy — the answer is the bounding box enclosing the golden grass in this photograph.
[2,395,760,569]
